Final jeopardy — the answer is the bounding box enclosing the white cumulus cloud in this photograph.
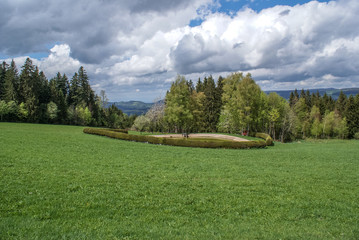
[1,0,359,101]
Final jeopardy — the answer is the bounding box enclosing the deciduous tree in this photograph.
[164,75,193,133]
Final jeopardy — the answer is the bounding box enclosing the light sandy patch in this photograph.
[151,133,249,142]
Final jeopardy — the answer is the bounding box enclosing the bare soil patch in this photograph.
[151,133,249,142]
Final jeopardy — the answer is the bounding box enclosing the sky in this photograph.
[1,0,358,102]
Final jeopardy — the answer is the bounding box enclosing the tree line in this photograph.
[1,59,358,141]
[134,73,359,141]
[0,58,136,128]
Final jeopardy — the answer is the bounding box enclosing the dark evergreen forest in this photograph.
[0,58,136,129]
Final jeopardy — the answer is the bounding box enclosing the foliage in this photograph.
[105,104,125,129]
[345,95,359,138]
[0,59,133,129]
[132,115,150,132]
[335,117,348,139]
[267,92,287,140]
[2,60,18,102]
[0,100,9,121]
[202,76,220,132]
[76,105,92,126]
[189,91,206,132]
[311,118,322,139]
[221,73,265,135]
[161,73,359,141]
[46,101,58,121]
[144,100,165,132]
[1,57,358,142]
[17,102,28,120]
[164,75,193,133]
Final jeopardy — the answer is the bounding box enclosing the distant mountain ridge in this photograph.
[110,88,359,115]
[265,88,359,100]
[107,101,153,116]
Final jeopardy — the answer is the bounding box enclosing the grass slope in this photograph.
[1,123,358,239]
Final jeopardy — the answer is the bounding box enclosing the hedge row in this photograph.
[108,128,128,134]
[255,133,274,146]
[83,128,272,149]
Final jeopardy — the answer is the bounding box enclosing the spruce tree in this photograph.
[215,76,224,123]
[68,73,81,106]
[196,78,204,92]
[335,91,347,116]
[19,58,41,122]
[345,95,359,138]
[187,79,194,93]
[38,71,50,105]
[305,89,311,108]
[2,60,18,102]
[0,61,7,99]
[78,66,91,106]
[57,90,68,123]
[18,58,35,103]
[326,96,335,112]
[294,89,299,100]
[289,92,295,107]
[37,71,50,123]
[300,89,306,99]
[289,89,299,107]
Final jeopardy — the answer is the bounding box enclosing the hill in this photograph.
[107,101,153,115]
[109,88,359,116]
[265,88,359,100]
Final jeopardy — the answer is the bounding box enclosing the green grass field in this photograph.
[1,123,358,239]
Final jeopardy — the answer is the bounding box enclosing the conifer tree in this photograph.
[335,90,347,116]
[345,95,359,138]
[289,92,295,107]
[196,78,204,92]
[38,71,50,105]
[311,90,321,108]
[0,61,7,99]
[300,89,306,99]
[187,79,194,93]
[18,58,35,103]
[68,73,81,106]
[78,66,91,106]
[19,58,42,122]
[215,76,224,127]
[2,60,18,102]
[305,89,311,108]
[289,89,299,107]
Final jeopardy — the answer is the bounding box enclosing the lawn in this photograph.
[1,123,358,239]
[128,130,261,141]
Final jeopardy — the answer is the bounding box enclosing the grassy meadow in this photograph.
[1,122,359,239]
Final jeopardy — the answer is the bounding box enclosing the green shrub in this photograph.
[255,133,274,146]
[354,132,359,140]
[83,128,270,149]
[109,129,128,134]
